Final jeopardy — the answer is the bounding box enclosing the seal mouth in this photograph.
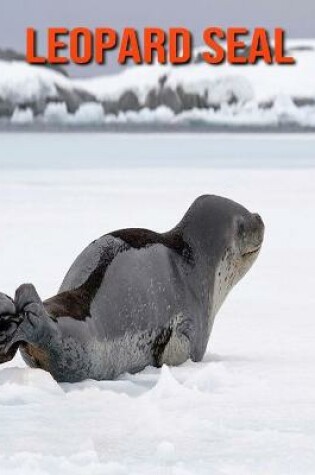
[241,244,262,257]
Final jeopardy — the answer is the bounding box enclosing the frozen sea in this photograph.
[0,133,314,475]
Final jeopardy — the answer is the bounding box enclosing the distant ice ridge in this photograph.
[2,40,315,128]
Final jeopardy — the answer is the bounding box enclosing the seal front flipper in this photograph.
[0,293,22,363]
[158,314,193,367]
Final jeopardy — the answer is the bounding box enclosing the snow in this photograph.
[0,133,315,474]
[75,64,167,103]
[9,102,315,130]
[74,39,315,104]
[0,60,71,105]
[1,39,315,127]
[42,102,105,125]
[10,107,34,124]
[15,101,315,129]
[192,39,315,102]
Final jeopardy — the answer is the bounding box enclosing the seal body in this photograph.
[0,195,264,382]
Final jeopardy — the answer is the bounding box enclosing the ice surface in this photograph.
[0,133,314,474]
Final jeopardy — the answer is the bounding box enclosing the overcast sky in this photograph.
[1,0,314,77]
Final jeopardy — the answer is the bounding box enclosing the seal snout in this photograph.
[252,213,265,244]
[241,212,265,256]
[253,213,264,230]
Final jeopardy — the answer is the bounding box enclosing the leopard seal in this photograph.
[0,195,264,382]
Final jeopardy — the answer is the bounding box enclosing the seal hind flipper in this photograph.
[15,283,43,313]
[5,284,59,372]
[0,293,21,363]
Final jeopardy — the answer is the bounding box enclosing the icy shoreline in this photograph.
[1,121,315,133]
[1,40,315,129]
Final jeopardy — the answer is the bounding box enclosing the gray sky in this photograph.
[1,0,314,77]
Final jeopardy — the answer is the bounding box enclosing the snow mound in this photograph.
[0,452,128,475]
[0,40,315,127]
[148,365,187,399]
[0,367,63,405]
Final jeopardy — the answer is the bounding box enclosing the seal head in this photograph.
[179,195,264,314]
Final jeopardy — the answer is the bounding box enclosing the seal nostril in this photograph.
[253,213,264,229]
[251,213,265,245]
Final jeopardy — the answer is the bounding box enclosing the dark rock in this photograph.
[0,98,14,118]
[158,75,168,88]
[102,90,140,115]
[145,89,160,110]
[258,100,274,110]
[194,51,204,64]
[145,86,182,114]
[118,90,140,112]
[16,99,47,116]
[176,86,208,110]
[101,100,119,115]
[292,97,315,107]
[159,87,182,113]
[55,85,96,114]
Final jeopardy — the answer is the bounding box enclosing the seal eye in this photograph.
[238,221,245,237]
